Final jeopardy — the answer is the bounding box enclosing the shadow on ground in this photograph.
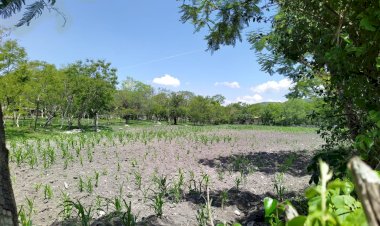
[184,186,305,225]
[199,150,311,177]
[51,212,176,226]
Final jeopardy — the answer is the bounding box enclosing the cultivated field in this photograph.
[8,125,323,226]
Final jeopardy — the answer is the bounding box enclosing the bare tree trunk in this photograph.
[348,157,380,226]
[12,111,16,127]
[77,112,82,129]
[44,115,54,128]
[15,113,19,128]
[34,98,40,131]
[94,112,99,132]
[0,104,18,226]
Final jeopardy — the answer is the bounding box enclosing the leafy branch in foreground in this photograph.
[264,159,372,226]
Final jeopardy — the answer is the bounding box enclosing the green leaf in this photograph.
[341,208,368,226]
[264,197,278,217]
[377,57,380,69]
[232,223,242,226]
[360,17,376,31]
[331,195,356,209]
[305,186,320,199]
[328,179,354,195]
[308,196,321,213]
[286,216,307,226]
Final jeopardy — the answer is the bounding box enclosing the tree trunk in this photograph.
[12,111,16,127]
[15,113,19,128]
[94,112,99,132]
[0,104,18,226]
[34,98,40,131]
[77,114,82,129]
[348,157,380,226]
[44,115,54,128]
[174,116,177,125]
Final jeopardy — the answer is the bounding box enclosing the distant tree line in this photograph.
[0,39,320,129]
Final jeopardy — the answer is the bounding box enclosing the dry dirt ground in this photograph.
[9,125,323,226]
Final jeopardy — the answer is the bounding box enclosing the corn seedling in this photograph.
[149,191,164,218]
[220,190,228,210]
[94,171,100,187]
[34,183,42,192]
[59,192,73,220]
[18,205,32,226]
[44,184,53,200]
[13,148,24,166]
[121,200,137,226]
[79,176,84,192]
[134,171,142,189]
[234,176,242,191]
[196,204,209,226]
[86,177,93,193]
[87,148,93,162]
[63,199,94,226]
[131,159,137,168]
[79,154,83,167]
[273,172,286,201]
[95,195,103,210]
[153,174,169,195]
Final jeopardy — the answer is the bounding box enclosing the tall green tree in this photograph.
[168,91,193,125]
[63,60,117,130]
[115,77,154,123]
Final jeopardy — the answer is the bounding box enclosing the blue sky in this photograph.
[1,0,292,104]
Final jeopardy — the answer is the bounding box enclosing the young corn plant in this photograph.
[64,199,94,226]
[94,171,100,187]
[196,204,209,226]
[13,147,24,167]
[121,200,137,226]
[87,148,93,163]
[44,184,53,200]
[150,191,165,218]
[86,177,94,193]
[234,176,242,191]
[273,172,286,201]
[59,192,73,220]
[18,205,32,226]
[79,176,85,192]
[134,171,142,189]
[220,190,228,210]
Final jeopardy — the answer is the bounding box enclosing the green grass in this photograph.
[4,117,316,142]
[216,124,317,133]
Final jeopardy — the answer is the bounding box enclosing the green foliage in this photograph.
[264,160,367,226]
[307,147,353,185]
[355,111,380,168]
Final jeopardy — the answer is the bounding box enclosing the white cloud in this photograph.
[153,74,180,87]
[251,78,293,93]
[235,94,263,104]
[214,81,240,89]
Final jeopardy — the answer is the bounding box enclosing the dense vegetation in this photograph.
[0,40,319,129]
